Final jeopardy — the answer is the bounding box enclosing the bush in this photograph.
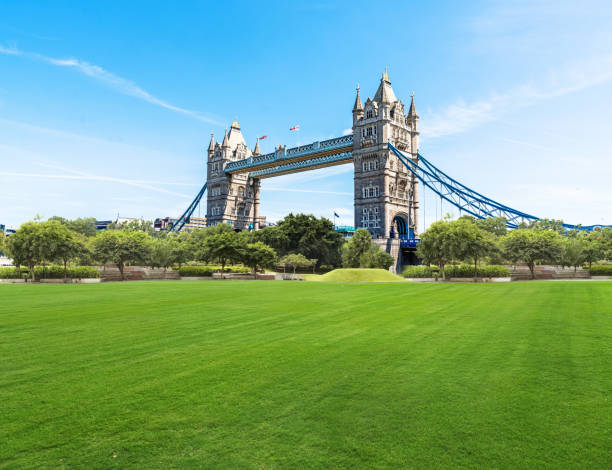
[445,264,509,278]
[0,267,28,279]
[178,265,251,276]
[402,266,435,278]
[179,266,215,277]
[34,266,66,279]
[69,266,99,278]
[589,265,612,276]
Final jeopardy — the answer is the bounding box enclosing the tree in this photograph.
[417,221,454,279]
[91,230,151,280]
[0,230,6,256]
[452,219,495,276]
[366,247,395,270]
[342,229,373,268]
[110,219,155,234]
[253,214,343,268]
[49,216,98,237]
[149,238,173,271]
[241,242,277,278]
[503,229,563,279]
[474,217,508,237]
[42,221,87,280]
[280,253,312,276]
[202,231,241,271]
[169,234,192,268]
[561,237,586,273]
[6,221,45,280]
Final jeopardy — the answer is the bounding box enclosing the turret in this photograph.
[253,138,261,156]
[207,132,215,160]
[352,85,364,123]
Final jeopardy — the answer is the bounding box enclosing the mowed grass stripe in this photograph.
[0,281,611,469]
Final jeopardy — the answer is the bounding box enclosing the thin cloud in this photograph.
[423,53,612,138]
[0,44,221,125]
[0,170,192,198]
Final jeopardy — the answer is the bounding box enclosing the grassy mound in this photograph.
[308,268,405,282]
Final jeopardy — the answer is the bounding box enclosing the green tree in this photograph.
[42,221,88,279]
[0,229,6,256]
[342,229,373,268]
[202,231,241,271]
[474,216,508,237]
[91,230,151,280]
[241,242,277,278]
[503,229,563,279]
[561,237,586,273]
[148,238,173,271]
[169,234,193,268]
[417,220,454,279]
[253,214,343,268]
[452,219,495,277]
[6,222,44,279]
[110,219,155,234]
[49,216,98,237]
[365,247,395,270]
[280,253,313,276]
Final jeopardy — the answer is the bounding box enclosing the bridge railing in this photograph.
[225,135,353,174]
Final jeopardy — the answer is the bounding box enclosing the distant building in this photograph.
[95,220,113,231]
[154,216,208,232]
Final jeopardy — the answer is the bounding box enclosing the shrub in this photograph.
[589,265,612,276]
[178,266,215,277]
[34,266,66,279]
[444,264,509,278]
[69,266,99,278]
[402,266,435,278]
[0,267,28,279]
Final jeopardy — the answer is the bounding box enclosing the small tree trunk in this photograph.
[118,261,125,281]
[29,262,35,281]
[528,262,535,280]
[474,258,478,278]
[64,259,68,282]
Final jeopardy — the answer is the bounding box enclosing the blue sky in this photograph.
[1,0,611,229]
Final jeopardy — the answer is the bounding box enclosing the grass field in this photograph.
[1,281,611,469]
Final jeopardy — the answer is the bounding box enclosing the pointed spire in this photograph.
[253,138,261,156]
[222,127,229,147]
[353,84,363,112]
[408,92,418,118]
[373,69,397,104]
[208,132,215,151]
[231,118,240,129]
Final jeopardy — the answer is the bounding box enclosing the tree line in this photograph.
[418,216,612,279]
[2,213,395,280]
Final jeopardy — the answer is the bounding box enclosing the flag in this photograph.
[289,125,300,131]
[334,212,340,218]
[259,135,267,140]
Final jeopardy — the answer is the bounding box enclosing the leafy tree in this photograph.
[49,216,98,237]
[110,219,155,234]
[6,221,45,280]
[561,237,586,273]
[417,221,454,279]
[280,253,313,276]
[341,229,394,270]
[0,230,5,256]
[202,231,241,271]
[149,238,173,271]
[253,214,343,268]
[241,242,277,277]
[91,230,151,280]
[452,219,495,276]
[42,221,88,279]
[342,229,373,268]
[474,217,508,237]
[169,235,192,268]
[527,218,566,234]
[503,229,563,279]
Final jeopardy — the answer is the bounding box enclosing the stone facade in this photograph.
[352,70,419,239]
[206,120,265,230]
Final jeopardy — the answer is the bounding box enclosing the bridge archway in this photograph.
[391,214,408,238]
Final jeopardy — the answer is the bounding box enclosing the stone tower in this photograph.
[352,69,419,240]
[206,120,263,230]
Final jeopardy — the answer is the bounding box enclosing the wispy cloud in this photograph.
[423,53,612,138]
[0,44,221,125]
[0,166,193,199]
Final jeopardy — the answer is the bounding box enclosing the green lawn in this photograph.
[304,268,405,282]
[1,281,611,469]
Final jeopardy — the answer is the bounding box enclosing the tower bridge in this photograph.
[170,70,611,272]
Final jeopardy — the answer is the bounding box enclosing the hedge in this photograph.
[403,264,509,278]
[178,265,251,277]
[31,266,99,279]
[589,265,612,276]
[0,267,28,279]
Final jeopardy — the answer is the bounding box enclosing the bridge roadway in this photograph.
[224,135,353,179]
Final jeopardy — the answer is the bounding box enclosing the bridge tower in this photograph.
[352,70,419,269]
[206,120,263,230]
